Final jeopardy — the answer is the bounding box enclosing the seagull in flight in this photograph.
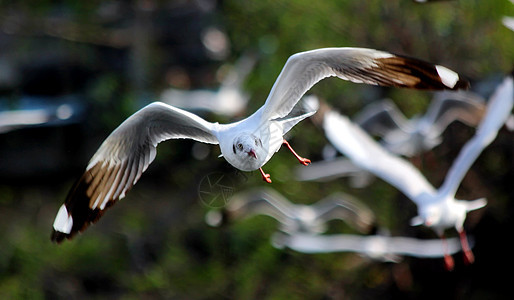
[354,91,487,157]
[205,187,376,235]
[51,47,469,242]
[322,73,513,270]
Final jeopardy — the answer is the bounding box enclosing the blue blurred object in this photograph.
[0,94,90,180]
[0,94,87,133]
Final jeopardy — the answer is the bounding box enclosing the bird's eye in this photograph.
[237,143,243,150]
[254,138,261,147]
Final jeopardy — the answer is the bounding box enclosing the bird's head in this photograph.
[224,132,266,171]
[411,205,443,228]
[421,206,443,227]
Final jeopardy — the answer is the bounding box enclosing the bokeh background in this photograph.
[1,0,513,299]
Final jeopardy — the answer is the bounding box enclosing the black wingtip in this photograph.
[51,230,71,244]
[453,78,471,90]
[50,171,98,244]
[376,54,471,91]
[51,164,124,244]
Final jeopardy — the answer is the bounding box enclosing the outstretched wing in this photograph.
[354,98,411,137]
[438,75,514,197]
[323,109,437,205]
[52,102,219,243]
[261,47,469,121]
[272,233,463,259]
[424,91,486,135]
[312,192,376,234]
[223,188,299,224]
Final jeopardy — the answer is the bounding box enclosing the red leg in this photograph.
[283,139,311,166]
[259,168,272,183]
[458,229,475,265]
[441,234,455,271]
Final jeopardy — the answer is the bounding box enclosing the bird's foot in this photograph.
[444,254,455,271]
[283,139,311,166]
[259,168,272,183]
[459,229,475,265]
[441,234,455,271]
[463,249,475,265]
[298,157,311,166]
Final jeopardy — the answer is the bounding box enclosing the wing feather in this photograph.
[261,47,469,121]
[51,102,219,242]
[438,75,513,197]
[323,109,437,205]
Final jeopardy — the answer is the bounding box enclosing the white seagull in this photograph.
[51,47,468,242]
[205,187,376,234]
[354,92,486,157]
[272,232,465,263]
[322,73,513,270]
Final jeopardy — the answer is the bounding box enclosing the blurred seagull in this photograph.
[297,91,486,185]
[51,47,469,242]
[354,92,486,157]
[295,96,374,187]
[205,187,376,234]
[160,52,257,117]
[322,73,513,270]
[272,232,465,263]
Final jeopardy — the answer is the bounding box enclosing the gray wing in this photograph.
[222,188,299,225]
[354,98,411,137]
[51,102,219,243]
[438,75,514,197]
[424,91,486,135]
[323,109,437,205]
[261,47,469,121]
[386,236,463,258]
[273,233,463,258]
[312,192,376,233]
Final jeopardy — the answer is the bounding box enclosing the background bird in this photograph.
[205,187,376,235]
[354,91,486,157]
[320,73,513,270]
